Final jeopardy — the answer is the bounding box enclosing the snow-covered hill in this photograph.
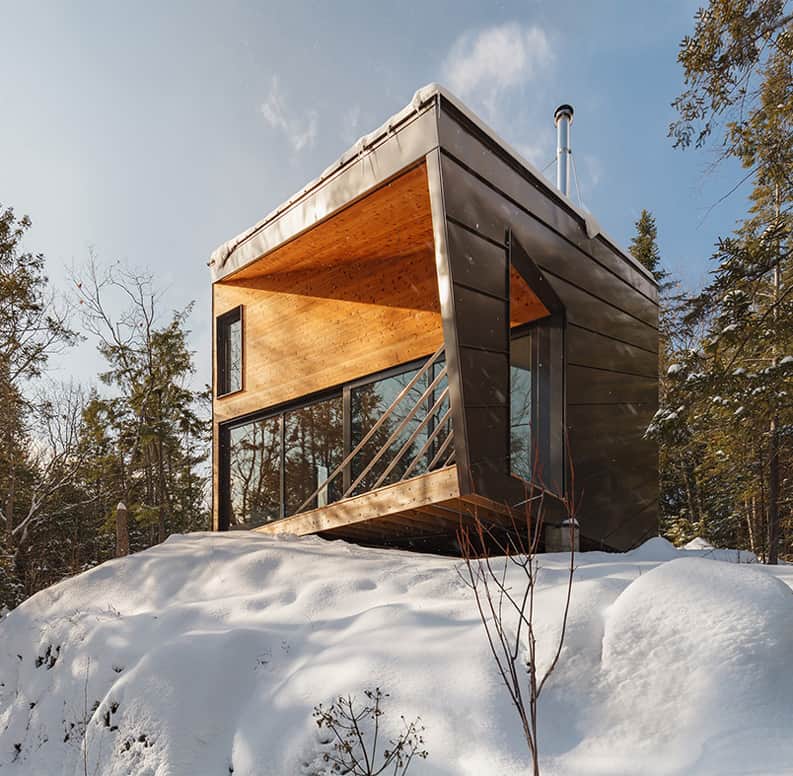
[1,533,792,776]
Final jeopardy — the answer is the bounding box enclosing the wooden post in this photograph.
[116,502,130,558]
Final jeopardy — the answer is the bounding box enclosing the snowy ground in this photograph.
[1,532,792,776]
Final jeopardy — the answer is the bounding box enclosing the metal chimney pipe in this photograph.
[554,104,574,197]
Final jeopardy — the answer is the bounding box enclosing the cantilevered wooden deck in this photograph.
[253,465,518,553]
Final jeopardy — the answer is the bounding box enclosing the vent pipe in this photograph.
[554,104,574,197]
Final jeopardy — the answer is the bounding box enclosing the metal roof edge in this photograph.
[208,87,440,276]
[426,84,657,288]
[209,83,657,289]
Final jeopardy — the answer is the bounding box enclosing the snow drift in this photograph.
[1,533,791,775]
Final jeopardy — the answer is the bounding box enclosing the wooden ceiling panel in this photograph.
[510,266,550,327]
[226,163,434,281]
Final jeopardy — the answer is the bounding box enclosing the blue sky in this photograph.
[1,1,750,388]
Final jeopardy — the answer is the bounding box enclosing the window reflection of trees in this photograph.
[225,358,453,525]
[228,417,281,528]
[350,361,450,496]
[227,317,242,393]
[218,307,242,395]
[285,397,344,514]
[228,396,345,528]
[510,333,532,481]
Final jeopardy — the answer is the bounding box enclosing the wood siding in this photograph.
[212,162,445,530]
[213,250,444,420]
[253,466,460,536]
[226,163,435,280]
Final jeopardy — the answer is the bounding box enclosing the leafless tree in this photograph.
[71,256,160,516]
[0,382,89,573]
[457,475,577,776]
[72,255,201,543]
[0,205,77,564]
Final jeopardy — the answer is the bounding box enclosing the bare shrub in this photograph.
[457,478,577,776]
[312,687,427,775]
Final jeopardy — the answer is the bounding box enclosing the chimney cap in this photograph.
[554,104,574,125]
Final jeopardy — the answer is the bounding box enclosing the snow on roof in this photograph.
[209,83,656,285]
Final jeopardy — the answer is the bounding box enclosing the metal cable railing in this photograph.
[295,345,454,513]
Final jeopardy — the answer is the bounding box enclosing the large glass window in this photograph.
[222,357,452,528]
[284,396,344,514]
[510,331,532,481]
[350,359,448,496]
[225,394,344,528]
[217,306,242,396]
[228,416,281,528]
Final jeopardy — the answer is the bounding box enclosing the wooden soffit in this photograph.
[223,163,435,282]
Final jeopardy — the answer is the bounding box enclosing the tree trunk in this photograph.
[745,496,756,555]
[156,435,168,544]
[116,502,130,558]
[768,415,780,565]
[5,458,14,545]
[4,396,15,544]
[683,463,699,527]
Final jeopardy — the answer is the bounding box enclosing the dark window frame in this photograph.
[216,305,244,398]
[219,388,342,530]
[506,230,566,494]
[508,319,555,482]
[218,354,445,530]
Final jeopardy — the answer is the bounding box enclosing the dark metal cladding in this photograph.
[439,154,659,350]
[567,324,657,378]
[567,403,659,548]
[435,104,657,299]
[566,366,658,405]
[431,161,512,502]
[446,221,509,298]
[425,149,473,494]
[435,179,572,510]
[435,98,659,550]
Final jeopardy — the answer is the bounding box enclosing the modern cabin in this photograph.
[209,84,659,553]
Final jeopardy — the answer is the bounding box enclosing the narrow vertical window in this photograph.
[217,306,242,396]
[510,331,532,481]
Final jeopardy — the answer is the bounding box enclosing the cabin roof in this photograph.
[209,83,656,286]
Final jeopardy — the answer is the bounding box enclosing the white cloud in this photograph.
[340,104,362,144]
[440,23,602,202]
[441,22,553,121]
[260,76,318,152]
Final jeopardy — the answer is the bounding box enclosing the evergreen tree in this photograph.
[665,0,793,563]
[627,209,698,545]
[74,259,209,548]
[629,209,666,283]
[0,206,77,604]
[0,212,208,611]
